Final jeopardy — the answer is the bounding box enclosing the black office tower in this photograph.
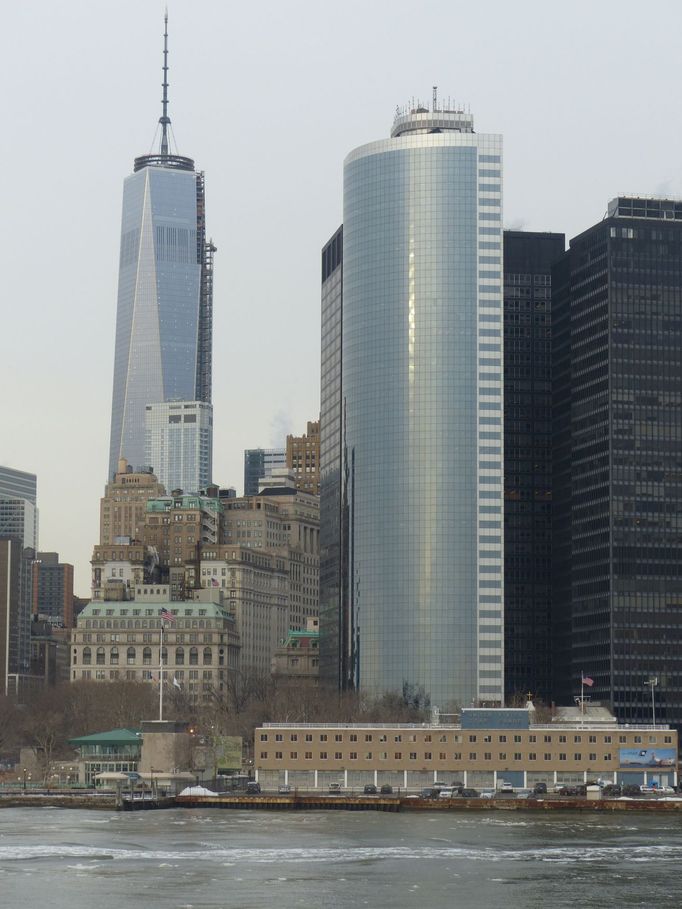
[552,197,682,727]
[503,231,565,702]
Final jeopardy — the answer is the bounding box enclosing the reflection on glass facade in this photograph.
[503,231,564,701]
[552,197,682,727]
[108,160,209,478]
[319,227,344,687]
[326,102,504,708]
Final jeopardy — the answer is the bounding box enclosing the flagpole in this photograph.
[159,621,164,722]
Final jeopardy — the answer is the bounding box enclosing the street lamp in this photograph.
[22,768,27,791]
[644,678,658,726]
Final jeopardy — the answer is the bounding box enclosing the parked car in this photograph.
[246,781,261,795]
[533,782,548,795]
[278,784,292,794]
[516,789,533,799]
[363,784,378,795]
[640,784,675,795]
[420,787,440,799]
[493,789,517,799]
[602,784,622,798]
[432,781,448,791]
[450,781,465,790]
[380,784,393,795]
[622,784,642,797]
[556,785,578,797]
[328,782,343,793]
[480,788,496,799]
[437,788,456,799]
[459,788,479,798]
[499,780,514,792]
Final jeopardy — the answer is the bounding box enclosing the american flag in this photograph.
[581,675,594,687]
[161,608,176,624]
[211,577,219,587]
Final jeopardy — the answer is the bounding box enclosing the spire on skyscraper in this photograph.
[159,10,170,156]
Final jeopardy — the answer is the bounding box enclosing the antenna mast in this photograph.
[160,11,170,156]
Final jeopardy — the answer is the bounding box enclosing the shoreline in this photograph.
[3,792,682,812]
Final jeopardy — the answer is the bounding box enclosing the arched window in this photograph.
[143,647,152,666]
[189,647,198,666]
[82,647,91,666]
[127,647,136,665]
[175,647,185,665]
[96,647,105,665]
[110,647,119,665]
[203,647,212,665]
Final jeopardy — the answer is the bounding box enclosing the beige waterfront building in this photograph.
[254,706,679,791]
[71,585,239,705]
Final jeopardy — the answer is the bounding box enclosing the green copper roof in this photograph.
[69,728,141,747]
[77,600,232,621]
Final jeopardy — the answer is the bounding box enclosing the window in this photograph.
[320,734,327,742]
[349,734,358,742]
[143,647,152,666]
[189,647,198,666]
[275,734,283,742]
[82,647,91,665]
[260,752,267,759]
[203,647,212,665]
[469,753,477,761]
[260,734,268,742]
[499,752,507,761]
[394,735,402,743]
[484,752,492,761]
[559,753,566,761]
[469,735,477,743]
[543,735,552,743]
[290,734,298,742]
[96,647,105,665]
[320,751,327,760]
[498,735,507,743]
[305,734,313,742]
[574,753,582,761]
[589,735,597,744]
[275,752,283,760]
[425,752,432,760]
[175,647,184,665]
[513,735,521,743]
[453,753,462,761]
[395,752,402,760]
[528,753,536,761]
[544,753,551,761]
[305,752,312,760]
[335,734,343,743]
[350,752,358,760]
[409,752,417,761]
[604,736,612,744]
[110,647,119,665]
[589,753,597,762]
[514,753,522,761]
[634,736,642,744]
[335,752,342,760]
[365,734,372,742]
[529,735,537,743]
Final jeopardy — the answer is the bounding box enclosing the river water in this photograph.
[0,807,680,908]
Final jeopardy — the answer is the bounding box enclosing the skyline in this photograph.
[2,0,682,594]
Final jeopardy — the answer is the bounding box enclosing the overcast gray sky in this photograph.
[2,0,681,594]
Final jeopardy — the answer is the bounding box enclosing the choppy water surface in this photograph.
[1,807,680,908]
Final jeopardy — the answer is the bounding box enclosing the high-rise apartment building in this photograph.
[320,97,504,707]
[32,552,75,628]
[243,449,286,497]
[552,197,682,726]
[107,16,214,480]
[0,465,38,551]
[503,232,564,701]
[286,420,321,495]
[144,400,213,494]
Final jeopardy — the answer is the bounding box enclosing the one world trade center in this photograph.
[107,15,214,481]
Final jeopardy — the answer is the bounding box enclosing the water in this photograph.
[1,807,680,908]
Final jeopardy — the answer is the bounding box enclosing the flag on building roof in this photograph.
[581,675,594,687]
[161,608,176,623]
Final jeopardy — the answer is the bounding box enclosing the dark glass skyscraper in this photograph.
[108,17,213,480]
[503,231,564,702]
[552,197,682,726]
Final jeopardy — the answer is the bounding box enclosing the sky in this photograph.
[1,0,682,595]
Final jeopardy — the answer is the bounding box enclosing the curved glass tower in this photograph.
[337,101,503,707]
[108,17,212,481]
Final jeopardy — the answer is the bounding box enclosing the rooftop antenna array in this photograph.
[159,10,170,156]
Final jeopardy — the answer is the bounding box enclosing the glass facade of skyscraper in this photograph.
[552,197,682,726]
[144,400,213,494]
[326,104,504,707]
[108,161,207,479]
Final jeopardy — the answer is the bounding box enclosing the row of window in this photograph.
[77,646,216,666]
[259,731,673,745]
[260,751,618,763]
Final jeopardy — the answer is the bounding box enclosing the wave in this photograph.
[0,843,681,865]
